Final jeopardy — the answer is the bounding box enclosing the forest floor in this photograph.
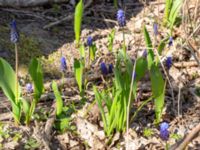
[0,0,200,149]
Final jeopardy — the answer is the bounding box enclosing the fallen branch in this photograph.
[170,123,200,150]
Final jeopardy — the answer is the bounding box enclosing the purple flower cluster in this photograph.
[166,56,172,70]
[87,36,93,47]
[100,62,113,75]
[160,122,169,141]
[26,83,33,93]
[117,9,126,27]
[142,49,147,58]
[168,37,173,47]
[60,56,67,72]
[153,23,158,36]
[10,20,19,43]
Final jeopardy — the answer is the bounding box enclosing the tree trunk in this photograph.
[0,0,69,7]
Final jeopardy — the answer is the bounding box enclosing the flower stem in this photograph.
[15,43,19,103]
[122,27,126,54]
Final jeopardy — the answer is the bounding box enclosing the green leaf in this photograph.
[52,81,63,116]
[93,86,108,134]
[143,26,154,70]
[108,29,115,51]
[150,64,165,123]
[0,58,20,103]
[74,59,83,92]
[21,98,30,116]
[154,83,165,124]
[28,58,44,100]
[79,44,85,58]
[150,64,164,97]
[163,0,173,26]
[0,58,21,122]
[169,0,182,29]
[89,45,97,61]
[135,57,148,81]
[157,40,166,55]
[74,0,84,46]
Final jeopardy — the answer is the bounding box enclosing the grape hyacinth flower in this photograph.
[153,23,158,36]
[60,56,67,72]
[132,71,136,80]
[166,56,172,70]
[87,36,93,47]
[108,64,113,74]
[10,20,19,43]
[117,9,126,27]
[168,37,173,47]
[142,49,147,58]
[160,122,169,141]
[100,62,108,75]
[26,83,33,93]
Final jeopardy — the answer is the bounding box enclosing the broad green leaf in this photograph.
[154,82,166,123]
[0,58,20,103]
[150,64,165,123]
[52,81,63,116]
[74,59,83,92]
[143,26,154,70]
[108,29,115,51]
[135,57,148,81]
[74,0,84,46]
[29,58,44,100]
[150,64,165,97]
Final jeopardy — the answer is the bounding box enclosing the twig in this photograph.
[170,123,200,150]
[177,84,182,116]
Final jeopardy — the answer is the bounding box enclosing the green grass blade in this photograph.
[169,0,182,29]
[163,0,173,26]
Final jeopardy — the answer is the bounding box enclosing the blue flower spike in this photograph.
[10,20,19,43]
[117,9,126,27]
[87,36,93,47]
[168,37,173,47]
[132,71,136,80]
[100,62,108,75]
[153,23,158,36]
[160,122,169,141]
[142,49,147,58]
[60,56,67,72]
[26,83,33,93]
[166,56,172,70]
[108,64,113,74]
